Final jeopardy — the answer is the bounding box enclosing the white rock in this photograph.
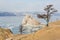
[22,14,40,26]
[21,14,45,34]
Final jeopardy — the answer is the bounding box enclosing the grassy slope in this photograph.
[21,20,60,40]
[6,20,60,40]
[0,28,13,40]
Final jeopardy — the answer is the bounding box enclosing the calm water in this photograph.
[0,16,24,34]
[0,14,60,34]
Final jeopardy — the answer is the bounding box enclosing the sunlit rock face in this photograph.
[22,14,40,26]
[21,14,44,34]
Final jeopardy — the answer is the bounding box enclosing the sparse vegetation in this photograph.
[37,5,57,27]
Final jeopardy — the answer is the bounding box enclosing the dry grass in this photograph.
[0,28,13,40]
[4,20,60,40]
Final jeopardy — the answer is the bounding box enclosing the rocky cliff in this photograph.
[20,14,44,34]
[22,14,40,26]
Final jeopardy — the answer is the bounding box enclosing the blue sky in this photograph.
[0,0,60,12]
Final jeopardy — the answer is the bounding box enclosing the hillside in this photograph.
[50,20,60,25]
[6,20,60,40]
[0,28,13,40]
[0,12,16,16]
[48,20,60,27]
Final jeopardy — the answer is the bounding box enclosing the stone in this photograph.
[20,14,44,34]
[22,14,40,26]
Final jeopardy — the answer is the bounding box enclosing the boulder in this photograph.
[22,14,40,26]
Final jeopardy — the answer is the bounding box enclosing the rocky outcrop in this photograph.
[22,14,40,26]
[0,28,13,40]
[20,14,44,34]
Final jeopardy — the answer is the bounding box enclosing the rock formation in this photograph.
[20,14,44,34]
[22,14,40,26]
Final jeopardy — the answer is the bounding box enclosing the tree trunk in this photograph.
[46,19,49,27]
[46,10,50,27]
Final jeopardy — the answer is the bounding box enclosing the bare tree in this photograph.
[37,5,57,27]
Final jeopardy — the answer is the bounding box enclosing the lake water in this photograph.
[0,14,60,34]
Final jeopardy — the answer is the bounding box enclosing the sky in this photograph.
[0,0,60,12]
